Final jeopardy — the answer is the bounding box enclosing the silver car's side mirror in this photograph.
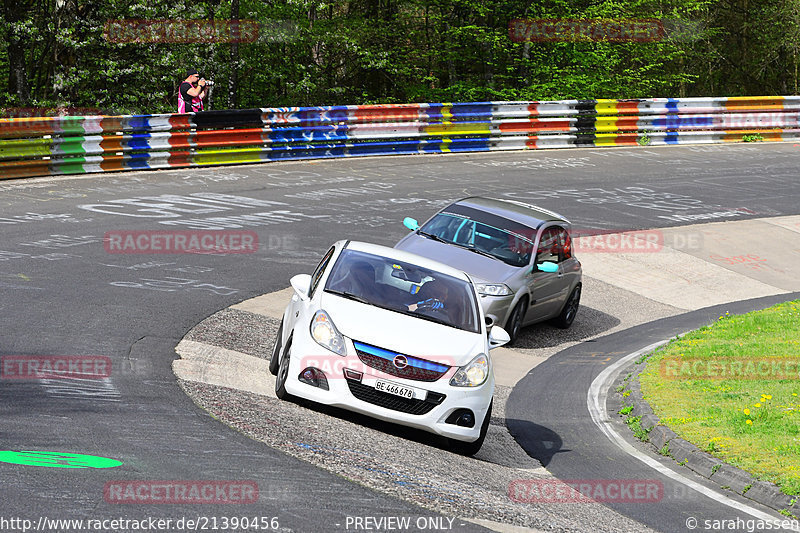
[290,273,312,301]
[403,217,420,231]
[488,326,511,349]
[535,261,559,273]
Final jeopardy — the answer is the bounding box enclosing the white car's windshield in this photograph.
[420,211,535,268]
[324,249,481,333]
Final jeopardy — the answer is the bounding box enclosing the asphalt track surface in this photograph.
[507,293,800,533]
[2,143,800,532]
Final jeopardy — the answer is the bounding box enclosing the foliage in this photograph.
[742,133,765,142]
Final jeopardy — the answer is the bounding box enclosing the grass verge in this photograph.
[637,300,800,496]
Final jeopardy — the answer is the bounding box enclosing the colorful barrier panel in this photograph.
[2,97,800,179]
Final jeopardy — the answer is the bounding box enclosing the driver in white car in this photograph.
[408,280,449,313]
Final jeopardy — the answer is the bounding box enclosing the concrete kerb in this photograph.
[666,438,696,465]
[616,353,799,517]
[648,425,677,453]
[173,339,276,399]
[638,413,659,431]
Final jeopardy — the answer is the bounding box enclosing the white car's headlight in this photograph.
[450,353,490,387]
[477,283,512,296]
[310,310,346,356]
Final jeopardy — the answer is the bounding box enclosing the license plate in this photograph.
[374,379,416,399]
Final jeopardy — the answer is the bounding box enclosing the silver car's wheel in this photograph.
[275,336,292,400]
[552,285,581,329]
[505,299,526,346]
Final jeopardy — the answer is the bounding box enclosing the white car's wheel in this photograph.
[448,401,492,456]
[268,319,283,376]
[275,335,292,400]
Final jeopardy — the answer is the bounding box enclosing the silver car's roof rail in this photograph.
[498,199,571,224]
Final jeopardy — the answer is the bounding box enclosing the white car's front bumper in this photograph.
[282,328,494,442]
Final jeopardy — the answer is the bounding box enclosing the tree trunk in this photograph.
[228,0,239,109]
[4,0,34,104]
[7,40,31,104]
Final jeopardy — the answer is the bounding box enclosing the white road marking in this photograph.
[587,340,798,529]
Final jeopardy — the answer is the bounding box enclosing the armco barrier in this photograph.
[2,97,800,179]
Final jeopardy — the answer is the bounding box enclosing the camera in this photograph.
[201,79,215,87]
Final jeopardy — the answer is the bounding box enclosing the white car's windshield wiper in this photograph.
[394,307,456,329]
[326,289,372,305]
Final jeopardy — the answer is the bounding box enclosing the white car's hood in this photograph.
[320,292,485,367]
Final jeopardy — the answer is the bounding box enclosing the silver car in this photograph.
[395,197,582,345]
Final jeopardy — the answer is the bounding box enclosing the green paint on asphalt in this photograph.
[0,450,123,469]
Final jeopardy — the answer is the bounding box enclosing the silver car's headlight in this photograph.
[450,353,490,387]
[310,310,346,356]
[477,283,512,296]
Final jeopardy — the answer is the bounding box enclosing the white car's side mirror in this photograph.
[290,274,312,301]
[488,326,511,349]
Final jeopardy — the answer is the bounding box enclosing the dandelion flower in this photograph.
[764,395,772,400]
[744,409,750,415]
[746,420,753,425]
[755,403,762,408]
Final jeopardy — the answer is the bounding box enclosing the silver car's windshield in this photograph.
[324,249,480,333]
[420,212,535,267]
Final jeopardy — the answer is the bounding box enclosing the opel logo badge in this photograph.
[393,355,409,369]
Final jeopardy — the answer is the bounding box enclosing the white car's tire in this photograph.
[275,335,293,400]
[268,319,284,376]
[448,401,492,456]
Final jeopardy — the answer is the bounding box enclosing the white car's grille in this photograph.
[353,341,450,382]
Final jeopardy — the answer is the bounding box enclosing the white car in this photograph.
[269,240,510,455]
